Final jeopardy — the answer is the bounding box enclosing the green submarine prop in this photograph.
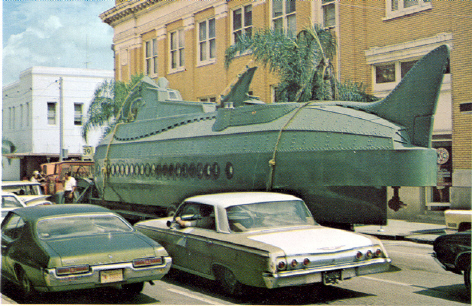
[89,45,449,228]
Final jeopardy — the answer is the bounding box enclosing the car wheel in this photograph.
[18,269,36,300]
[121,282,144,296]
[465,265,471,291]
[220,267,243,296]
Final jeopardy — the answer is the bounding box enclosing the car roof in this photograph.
[2,181,41,186]
[185,192,302,208]
[11,204,115,221]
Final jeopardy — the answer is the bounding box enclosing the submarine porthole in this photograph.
[151,164,156,177]
[168,164,175,178]
[145,164,151,176]
[175,163,181,177]
[204,164,212,179]
[135,164,140,176]
[140,164,145,176]
[188,163,196,178]
[225,162,234,179]
[125,164,130,176]
[181,163,188,178]
[129,164,135,176]
[197,163,203,179]
[156,164,162,178]
[106,165,111,177]
[120,164,124,176]
[111,164,116,176]
[213,163,220,179]
[162,164,168,177]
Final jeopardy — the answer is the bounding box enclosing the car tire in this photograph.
[18,269,36,300]
[121,282,144,296]
[464,265,471,291]
[220,267,243,296]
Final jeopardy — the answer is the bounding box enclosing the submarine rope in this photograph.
[101,80,144,202]
[266,102,313,191]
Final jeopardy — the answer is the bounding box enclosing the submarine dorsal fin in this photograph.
[356,45,449,147]
[221,66,258,107]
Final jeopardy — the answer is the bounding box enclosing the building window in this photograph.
[232,5,252,44]
[375,64,396,84]
[198,18,216,64]
[170,29,185,70]
[47,102,56,125]
[74,103,83,126]
[322,0,336,28]
[199,97,217,103]
[272,0,296,33]
[26,102,30,126]
[400,60,417,78]
[145,38,158,76]
[386,0,432,19]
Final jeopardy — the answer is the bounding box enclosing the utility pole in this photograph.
[59,77,64,161]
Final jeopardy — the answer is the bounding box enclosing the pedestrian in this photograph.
[30,170,45,183]
[63,172,77,204]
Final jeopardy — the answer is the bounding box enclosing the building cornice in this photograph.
[100,0,162,25]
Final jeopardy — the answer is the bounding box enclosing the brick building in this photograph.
[100,0,471,219]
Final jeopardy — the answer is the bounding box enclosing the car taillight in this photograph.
[133,257,163,268]
[277,260,287,271]
[366,250,373,259]
[374,249,383,258]
[303,258,310,266]
[290,259,298,268]
[56,265,90,276]
[355,251,363,260]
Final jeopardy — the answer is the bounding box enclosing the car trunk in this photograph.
[44,233,155,266]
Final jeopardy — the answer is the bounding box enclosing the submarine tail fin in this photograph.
[221,66,258,107]
[360,45,449,147]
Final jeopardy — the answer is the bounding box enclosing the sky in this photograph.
[2,0,115,86]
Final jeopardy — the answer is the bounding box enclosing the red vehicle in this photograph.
[41,161,93,196]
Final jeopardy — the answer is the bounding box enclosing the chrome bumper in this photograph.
[262,258,391,289]
[39,257,172,293]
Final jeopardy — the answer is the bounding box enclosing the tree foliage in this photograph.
[225,25,377,103]
[82,74,144,141]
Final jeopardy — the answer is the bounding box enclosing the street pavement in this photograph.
[355,219,449,244]
[1,219,449,304]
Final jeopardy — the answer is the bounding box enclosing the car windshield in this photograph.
[226,200,316,232]
[2,195,24,209]
[36,214,133,239]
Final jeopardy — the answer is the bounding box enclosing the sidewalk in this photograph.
[355,219,449,245]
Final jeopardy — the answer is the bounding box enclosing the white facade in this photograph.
[2,67,114,180]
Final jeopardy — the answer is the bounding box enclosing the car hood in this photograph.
[44,233,156,266]
[248,227,374,255]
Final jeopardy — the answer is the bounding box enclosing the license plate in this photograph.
[323,270,342,285]
[100,269,123,283]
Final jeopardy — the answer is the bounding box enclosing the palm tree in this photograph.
[82,74,144,142]
[225,25,377,103]
[2,138,16,155]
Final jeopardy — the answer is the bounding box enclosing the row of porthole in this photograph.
[96,162,234,180]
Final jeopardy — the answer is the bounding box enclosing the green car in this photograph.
[1,204,172,299]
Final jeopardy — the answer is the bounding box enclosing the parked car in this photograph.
[1,192,27,222]
[445,209,472,232]
[1,204,172,299]
[2,181,52,205]
[433,230,471,291]
[135,192,391,295]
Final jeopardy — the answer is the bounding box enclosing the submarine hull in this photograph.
[91,45,448,226]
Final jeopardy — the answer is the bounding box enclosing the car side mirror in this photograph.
[166,220,172,228]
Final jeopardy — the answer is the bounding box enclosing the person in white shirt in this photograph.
[64,172,77,203]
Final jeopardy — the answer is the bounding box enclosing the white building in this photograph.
[2,67,114,181]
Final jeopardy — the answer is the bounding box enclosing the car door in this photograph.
[171,203,216,276]
[1,213,27,280]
